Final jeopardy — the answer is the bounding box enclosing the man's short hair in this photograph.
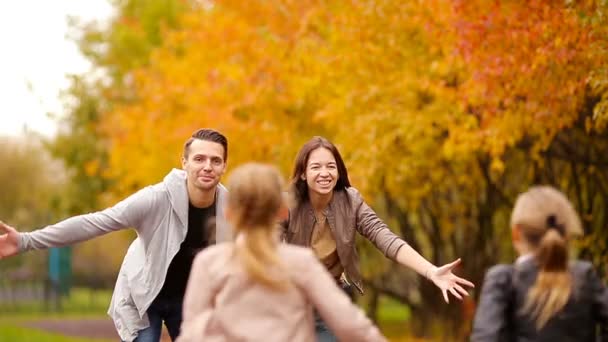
[183,128,228,162]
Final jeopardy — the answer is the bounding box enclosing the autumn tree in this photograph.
[0,135,64,280]
[415,1,608,337]
[61,0,608,339]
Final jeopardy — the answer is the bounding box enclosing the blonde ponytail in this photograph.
[233,226,286,290]
[511,186,582,330]
[522,228,571,329]
[227,163,289,290]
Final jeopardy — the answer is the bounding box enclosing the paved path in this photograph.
[21,318,171,341]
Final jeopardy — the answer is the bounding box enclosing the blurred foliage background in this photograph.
[2,0,608,340]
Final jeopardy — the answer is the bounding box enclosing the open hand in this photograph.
[427,258,474,303]
[0,221,20,259]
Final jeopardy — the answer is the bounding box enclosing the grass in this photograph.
[373,297,421,341]
[0,287,114,342]
[0,287,112,315]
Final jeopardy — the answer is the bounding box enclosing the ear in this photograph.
[511,224,521,243]
[300,174,306,181]
[181,157,187,169]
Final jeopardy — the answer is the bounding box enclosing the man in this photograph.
[0,128,231,342]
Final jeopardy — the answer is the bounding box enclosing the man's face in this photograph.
[182,139,226,192]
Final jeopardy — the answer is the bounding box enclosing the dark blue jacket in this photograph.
[471,258,608,342]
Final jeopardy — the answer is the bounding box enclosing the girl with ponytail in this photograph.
[472,186,608,341]
[177,163,386,342]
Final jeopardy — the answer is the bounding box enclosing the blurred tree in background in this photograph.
[0,136,63,291]
[42,0,188,288]
[0,136,64,229]
[1,0,602,340]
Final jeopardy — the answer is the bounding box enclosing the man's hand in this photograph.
[0,221,20,259]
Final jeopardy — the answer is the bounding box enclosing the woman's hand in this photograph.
[426,258,474,303]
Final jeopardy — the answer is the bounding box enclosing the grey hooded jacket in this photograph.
[19,169,232,341]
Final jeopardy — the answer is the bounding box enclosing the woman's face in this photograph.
[303,147,339,196]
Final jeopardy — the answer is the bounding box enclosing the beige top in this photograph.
[177,242,386,342]
[311,218,344,279]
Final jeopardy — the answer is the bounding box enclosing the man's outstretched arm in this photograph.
[1,186,155,256]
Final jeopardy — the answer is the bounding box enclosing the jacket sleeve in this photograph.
[587,264,608,341]
[18,186,154,252]
[351,188,406,260]
[470,264,514,342]
[299,249,387,342]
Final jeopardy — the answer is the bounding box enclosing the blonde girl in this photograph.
[472,186,608,341]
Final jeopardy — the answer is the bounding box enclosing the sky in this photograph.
[0,1,114,137]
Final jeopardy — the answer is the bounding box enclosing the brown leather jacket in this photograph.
[282,187,406,294]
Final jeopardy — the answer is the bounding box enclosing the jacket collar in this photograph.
[294,191,346,232]
[164,169,190,229]
[515,253,534,265]
[163,168,230,240]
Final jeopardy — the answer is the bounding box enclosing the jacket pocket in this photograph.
[113,289,147,341]
[110,271,147,342]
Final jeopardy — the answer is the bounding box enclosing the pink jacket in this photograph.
[177,242,386,342]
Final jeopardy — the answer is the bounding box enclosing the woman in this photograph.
[283,136,474,340]
[177,163,386,342]
[471,186,608,341]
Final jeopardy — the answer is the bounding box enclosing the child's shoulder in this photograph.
[486,263,514,275]
[483,264,515,285]
[278,244,317,263]
[569,259,595,278]
[193,242,234,265]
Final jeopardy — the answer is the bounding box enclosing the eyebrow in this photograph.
[193,154,223,160]
[309,161,336,166]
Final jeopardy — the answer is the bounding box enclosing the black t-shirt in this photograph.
[157,201,216,299]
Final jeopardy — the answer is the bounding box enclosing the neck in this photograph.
[308,190,333,213]
[188,183,216,208]
[514,241,534,257]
